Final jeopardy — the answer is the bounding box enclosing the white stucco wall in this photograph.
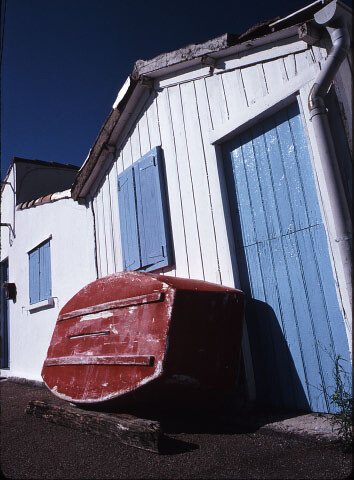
[0,192,96,381]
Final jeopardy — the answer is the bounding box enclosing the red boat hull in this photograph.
[42,272,244,408]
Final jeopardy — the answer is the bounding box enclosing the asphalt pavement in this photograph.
[1,378,352,479]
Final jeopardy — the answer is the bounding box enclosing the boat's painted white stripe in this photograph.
[58,292,163,322]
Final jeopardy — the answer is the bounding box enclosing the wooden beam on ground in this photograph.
[25,400,162,453]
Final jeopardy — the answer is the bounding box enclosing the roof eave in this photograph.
[71,75,145,200]
[70,21,320,201]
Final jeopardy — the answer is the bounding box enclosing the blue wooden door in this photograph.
[223,102,351,413]
[0,259,9,369]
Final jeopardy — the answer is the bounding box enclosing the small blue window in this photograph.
[117,146,173,272]
[29,240,52,304]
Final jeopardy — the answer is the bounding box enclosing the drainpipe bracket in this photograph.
[102,143,116,155]
[298,22,321,46]
[139,76,154,89]
[335,234,352,243]
[308,83,327,118]
[309,105,328,120]
[201,54,217,68]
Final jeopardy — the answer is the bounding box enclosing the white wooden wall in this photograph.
[89,39,352,291]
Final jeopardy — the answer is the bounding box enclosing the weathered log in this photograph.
[25,400,162,453]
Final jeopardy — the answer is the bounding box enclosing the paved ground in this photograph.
[1,379,352,479]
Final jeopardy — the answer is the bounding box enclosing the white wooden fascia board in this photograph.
[109,90,153,161]
[112,75,133,109]
[217,37,309,73]
[269,0,324,28]
[79,77,139,198]
[209,64,319,145]
[110,83,149,149]
[156,65,211,89]
[156,38,310,90]
[81,85,147,198]
[79,150,92,172]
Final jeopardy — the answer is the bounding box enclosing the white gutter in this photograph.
[269,0,325,28]
[307,0,352,310]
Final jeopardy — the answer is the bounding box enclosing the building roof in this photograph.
[71,0,339,201]
[12,157,79,170]
[1,157,79,194]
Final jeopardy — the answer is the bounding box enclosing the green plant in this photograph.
[327,354,353,453]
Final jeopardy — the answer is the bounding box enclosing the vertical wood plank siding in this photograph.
[89,45,349,293]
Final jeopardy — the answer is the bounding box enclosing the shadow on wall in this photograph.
[245,297,310,412]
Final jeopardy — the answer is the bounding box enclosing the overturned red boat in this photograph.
[42,272,245,409]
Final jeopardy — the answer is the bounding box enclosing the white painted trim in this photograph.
[156,38,309,90]
[112,76,133,109]
[28,297,55,313]
[216,38,309,75]
[269,0,324,27]
[210,64,319,145]
[115,93,153,155]
[156,66,211,89]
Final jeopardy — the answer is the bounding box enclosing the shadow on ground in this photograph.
[2,379,352,479]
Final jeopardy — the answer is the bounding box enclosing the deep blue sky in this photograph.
[1,0,352,180]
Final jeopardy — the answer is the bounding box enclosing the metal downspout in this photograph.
[308,0,352,311]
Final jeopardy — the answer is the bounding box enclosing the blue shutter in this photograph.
[134,146,171,270]
[117,167,141,270]
[29,249,40,304]
[39,241,52,300]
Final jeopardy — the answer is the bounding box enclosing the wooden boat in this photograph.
[42,272,244,409]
